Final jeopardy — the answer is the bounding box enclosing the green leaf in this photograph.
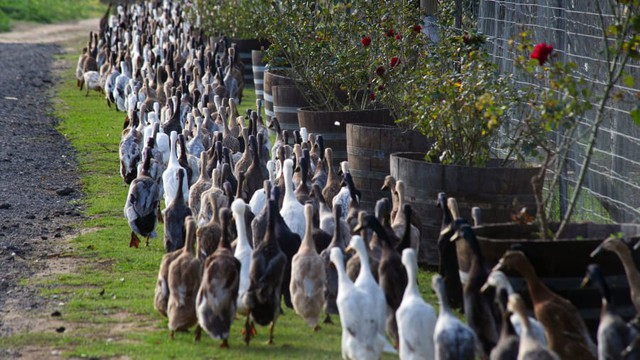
[623,74,635,87]
[631,105,640,126]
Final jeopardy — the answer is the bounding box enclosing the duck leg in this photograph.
[323,313,333,324]
[169,330,175,340]
[219,338,229,348]
[313,325,321,332]
[145,236,150,247]
[158,205,164,223]
[194,325,202,343]
[129,232,141,248]
[243,314,253,345]
[267,319,277,345]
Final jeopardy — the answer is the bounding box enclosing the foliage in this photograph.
[0,0,104,32]
[188,0,270,39]
[263,0,428,114]
[401,27,516,166]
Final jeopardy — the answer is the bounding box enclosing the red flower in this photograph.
[531,42,554,66]
[369,92,376,101]
[395,34,402,40]
[462,31,470,44]
[390,56,400,67]
[386,29,395,37]
[361,36,372,47]
[412,24,422,33]
[375,65,386,76]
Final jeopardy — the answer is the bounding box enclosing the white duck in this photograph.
[432,274,477,360]
[113,60,131,112]
[290,204,326,330]
[481,270,548,345]
[346,234,396,355]
[152,103,171,166]
[232,198,252,316]
[162,131,189,207]
[248,160,275,215]
[279,159,305,239]
[330,247,385,360]
[80,71,102,96]
[396,249,437,360]
[332,161,353,220]
[508,294,561,360]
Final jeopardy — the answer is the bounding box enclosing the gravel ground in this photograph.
[0,42,83,337]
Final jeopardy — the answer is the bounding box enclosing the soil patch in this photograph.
[0,20,99,344]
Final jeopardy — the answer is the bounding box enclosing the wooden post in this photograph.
[420,0,437,15]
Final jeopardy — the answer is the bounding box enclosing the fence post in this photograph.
[420,0,440,42]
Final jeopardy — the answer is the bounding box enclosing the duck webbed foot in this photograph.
[129,232,140,248]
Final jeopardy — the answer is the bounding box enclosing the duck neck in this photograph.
[435,283,452,316]
[613,245,640,295]
[184,224,196,256]
[333,254,349,288]
[356,244,373,280]
[284,166,296,201]
[404,263,420,298]
[169,134,178,166]
[233,211,250,252]
[301,208,315,254]
[514,258,554,305]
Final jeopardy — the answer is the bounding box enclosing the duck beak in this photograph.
[634,240,640,251]
[380,184,388,191]
[440,224,454,237]
[580,275,590,289]
[491,259,504,273]
[352,223,363,233]
[480,281,491,293]
[590,243,604,258]
[345,245,355,254]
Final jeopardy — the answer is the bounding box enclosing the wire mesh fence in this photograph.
[478,0,640,224]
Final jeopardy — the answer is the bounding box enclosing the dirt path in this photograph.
[0,19,99,45]
[0,19,99,358]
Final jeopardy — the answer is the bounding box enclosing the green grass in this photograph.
[0,47,441,359]
[0,0,105,32]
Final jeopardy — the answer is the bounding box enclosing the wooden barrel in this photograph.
[389,152,539,266]
[297,108,394,166]
[473,222,640,336]
[231,38,269,85]
[251,50,266,101]
[346,124,429,213]
[263,69,295,121]
[272,85,308,132]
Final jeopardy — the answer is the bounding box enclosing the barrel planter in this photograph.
[231,38,269,85]
[297,108,394,166]
[272,85,308,132]
[251,50,266,101]
[473,222,640,335]
[346,124,429,213]
[263,69,296,121]
[389,152,539,266]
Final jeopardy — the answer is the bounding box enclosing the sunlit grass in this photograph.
[0,0,105,32]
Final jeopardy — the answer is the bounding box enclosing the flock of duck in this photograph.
[73,1,640,359]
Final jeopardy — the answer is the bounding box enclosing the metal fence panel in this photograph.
[478,0,640,223]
